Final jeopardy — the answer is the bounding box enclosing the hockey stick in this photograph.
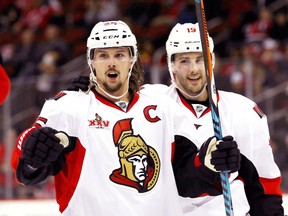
[194,1,234,215]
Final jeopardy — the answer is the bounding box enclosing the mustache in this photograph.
[106,69,119,73]
[107,65,119,71]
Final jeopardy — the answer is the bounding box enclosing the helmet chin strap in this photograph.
[89,64,134,101]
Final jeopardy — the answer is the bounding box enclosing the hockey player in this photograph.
[68,22,284,215]
[11,20,241,216]
[163,23,283,215]
[0,55,10,105]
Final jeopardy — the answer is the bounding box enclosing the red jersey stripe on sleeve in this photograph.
[259,177,282,197]
[10,127,36,175]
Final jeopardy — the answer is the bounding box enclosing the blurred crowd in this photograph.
[0,0,288,199]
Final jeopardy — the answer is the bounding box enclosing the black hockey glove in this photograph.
[199,135,241,173]
[67,75,90,92]
[22,127,68,169]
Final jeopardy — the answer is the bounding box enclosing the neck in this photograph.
[90,69,131,102]
[96,85,130,102]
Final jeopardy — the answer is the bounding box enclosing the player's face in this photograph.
[173,52,207,100]
[92,47,133,96]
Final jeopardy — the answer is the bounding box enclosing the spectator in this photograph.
[38,23,70,61]
[84,0,120,32]
[36,48,64,107]
[11,27,40,79]
[13,0,55,32]
[0,2,22,32]
[269,11,288,45]
[243,7,273,44]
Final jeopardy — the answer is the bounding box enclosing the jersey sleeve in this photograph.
[11,91,80,185]
[168,98,223,197]
[238,101,282,192]
[172,135,224,198]
[35,91,81,135]
[228,93,284,215]
[238,154,284,215]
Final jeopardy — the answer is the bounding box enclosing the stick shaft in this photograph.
[194,1,234,215]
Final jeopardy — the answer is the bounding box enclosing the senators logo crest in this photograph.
[109,118,160,193]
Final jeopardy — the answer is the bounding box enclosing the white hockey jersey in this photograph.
[12,89,200,216]
[141,83,283,216]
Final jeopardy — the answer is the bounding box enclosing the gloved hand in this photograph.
[22,127,67,169]
[67,75,90,92]
[199,136,241,173]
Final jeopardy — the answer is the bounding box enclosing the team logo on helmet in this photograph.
[110,118,160,193]
[187,27,196,32]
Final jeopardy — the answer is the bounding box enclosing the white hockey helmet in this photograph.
[87,20,138,65]
[166,23,214,82]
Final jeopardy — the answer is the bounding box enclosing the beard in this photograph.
[184,84,205,96]
[103,81,123,93]
[177,75,205,96]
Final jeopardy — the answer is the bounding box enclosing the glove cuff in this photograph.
[197,164,221,184]
[16,158,47,185]
[55,131,69,148]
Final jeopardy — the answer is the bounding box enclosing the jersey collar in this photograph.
[176,89,220,118]
[92,89,139,112]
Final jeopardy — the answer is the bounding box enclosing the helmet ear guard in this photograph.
[89,49,94,62]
